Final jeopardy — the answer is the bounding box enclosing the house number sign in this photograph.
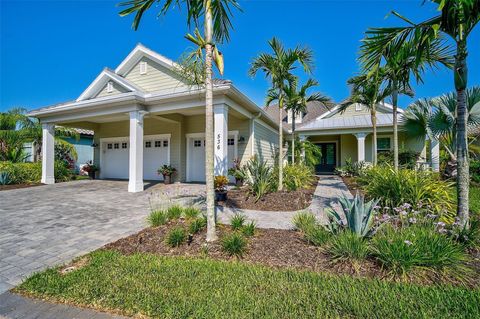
[217,134,221,150]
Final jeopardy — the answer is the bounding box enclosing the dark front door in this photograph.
[315,143,337,173]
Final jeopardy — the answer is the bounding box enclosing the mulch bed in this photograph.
[341,176,364,196]
[220,176,319,211]
[0,183,43,191]
[104,220,381,279]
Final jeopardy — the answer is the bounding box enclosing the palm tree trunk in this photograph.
[278,95,283,191]
[392,83,399,171]
[455,41,469,228]
[204,0,217,242]
[371,108,377,165]
[291,112,296,164]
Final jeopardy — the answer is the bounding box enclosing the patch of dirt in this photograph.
[60,256,90,275]
[0,183,43,191]
[103,220,382,279]
[220,176,319,211]
[341,176,364,196]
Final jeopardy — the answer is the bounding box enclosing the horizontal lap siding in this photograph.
[254,121,278,165]
[95,82,128,98]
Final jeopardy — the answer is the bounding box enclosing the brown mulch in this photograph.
[220,176,319,211]
[0,183,43,191]
[103,220,381,279]
[341,176,364,196]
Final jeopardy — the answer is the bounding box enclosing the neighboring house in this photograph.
[27,44,279,192]
[265,101,431,174]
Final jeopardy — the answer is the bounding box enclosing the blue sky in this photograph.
[1,0,479,112]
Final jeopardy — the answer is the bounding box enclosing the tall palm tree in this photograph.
[249,38,314,190]
[118,0,241,242]
[357,0,480,227]
[360,38,453,170]
[341,73,395,165]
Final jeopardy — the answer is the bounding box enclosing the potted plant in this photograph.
[228,158,245,187]
[83,161,98,179]
[214,175,229,202]
[158,164,176,184]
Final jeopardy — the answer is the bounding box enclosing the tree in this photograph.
[118,0,241,241]
[360,38,453,170]
[249,38,314,190]
[357,0,480,227]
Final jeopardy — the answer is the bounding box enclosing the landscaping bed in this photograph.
[0,183,43,191]
[221,176,318,211]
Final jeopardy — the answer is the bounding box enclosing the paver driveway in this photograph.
[0,180,203,294]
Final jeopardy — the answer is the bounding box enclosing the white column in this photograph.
[41,123,55,184]
[355,133,368,162]
[214,104,228,176]
[430,137,440,172]
[128,110,145,192]
[299,135,307,162]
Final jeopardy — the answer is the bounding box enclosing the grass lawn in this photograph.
[17,250,479,319]
[470,185,480,215]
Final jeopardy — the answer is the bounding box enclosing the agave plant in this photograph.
[0,171,10,185]
[326,193,380,238]
[243,156,273,201]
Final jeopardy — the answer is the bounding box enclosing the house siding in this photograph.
[254,121,278,165]
[328,103,391,119]
[95,82,129,98]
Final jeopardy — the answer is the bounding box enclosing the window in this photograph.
[194,140,202,147]
[145,141,151,148]
[163,140,168,147]
[227,138,235,146]
[114,143,119,149]
[139,61,147,75]
[106,81,113,93]
[287,110,303,124]
[107,143,112,149]
[355,104,363,111]
[377,137,391,151]
[122,142,128,149]
[154,140,162,148]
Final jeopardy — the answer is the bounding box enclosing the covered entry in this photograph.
[314,142,337,173]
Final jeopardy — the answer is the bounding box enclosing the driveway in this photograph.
[0,180,204,294]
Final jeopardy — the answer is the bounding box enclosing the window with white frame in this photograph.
[154,140,162,148]
[145,141,151,148]
[194,140,202,147]
[107,143,113,149]
[139,61,147,75]
[377,137,391,151]
[355,103,363,111]
[163,140,168,147]
[122,142,128,149]
[287,110,303,124]
[114,143,119,149]
[227,138,235,146]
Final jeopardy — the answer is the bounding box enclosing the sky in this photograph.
[1,0,479,112]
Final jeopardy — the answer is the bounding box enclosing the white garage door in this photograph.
[101,135,170,180]
[187,133,237,182]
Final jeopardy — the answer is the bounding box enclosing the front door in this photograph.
[315,143,337,174]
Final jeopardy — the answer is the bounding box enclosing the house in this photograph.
[27,44,279,192]
[265,101,435,173]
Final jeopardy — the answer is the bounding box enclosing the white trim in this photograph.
[186,131,238,182]
[316,101,405,120]
[254,118,278,135]
[106,81,113,93]
[139,61,148,75]
[376,134,393,151]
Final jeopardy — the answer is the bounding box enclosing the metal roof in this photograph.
[297,113,405,131]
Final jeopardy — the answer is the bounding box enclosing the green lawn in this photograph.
[17,250,478,319]
[470,185,480,215]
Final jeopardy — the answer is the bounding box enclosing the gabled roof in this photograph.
[298,113,405,131]
[115,43,179,76]
[316,101,404,120]
[76,68,144,101]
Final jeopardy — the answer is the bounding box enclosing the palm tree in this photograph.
[118,0,241,242]
[360,38,453,170]
[358,0,480,227]
[249,38,314,190]
[405,86,480,162]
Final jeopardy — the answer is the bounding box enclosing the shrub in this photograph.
[304,225,331,246]
[244,156,273,201]
[183,206,201,219]
[325,230,369,263]
[357,165,454,218]
[281,163,315,191]
[471,160,480,183]
[242,221,256,237]
[292,212,317,233]
[377,151,420,169]
[166,227,186,247]
[189,216,207,234]
[230,213,246,231]
[370,225,471,282]
[335,158,370,177]
[222,233,247,257]
[214,175,229,192]
[166,205,183,220]
[147,210,169,227]
[0,161,73,184]
[327,194,380,238]
[0,171,11,185]
[449,217,480,250]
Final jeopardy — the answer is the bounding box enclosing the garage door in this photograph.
[101,135,170,180]
[187,133,237,182]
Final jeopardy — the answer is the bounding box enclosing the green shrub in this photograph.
[188,216,207,234]
[358,165,454,218]
[243,156,273,201]
[221,233,247,257]
[281,163,315,191]
[230,213,246,231]
[292,212,317,233]
[0,161,72,184]
[326,230,369,264]
[166,227,186,247]
[183,206,201,219]
[370,225,471,282]
[471,160,480,184]
[377,151,420,169]
[166,205,184,220]
[450,217,480,250]
[0,171,11,185]
[304,225,331,246]
[242,221,256,237]
[335,158,369,177]
[147,210,169,227]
